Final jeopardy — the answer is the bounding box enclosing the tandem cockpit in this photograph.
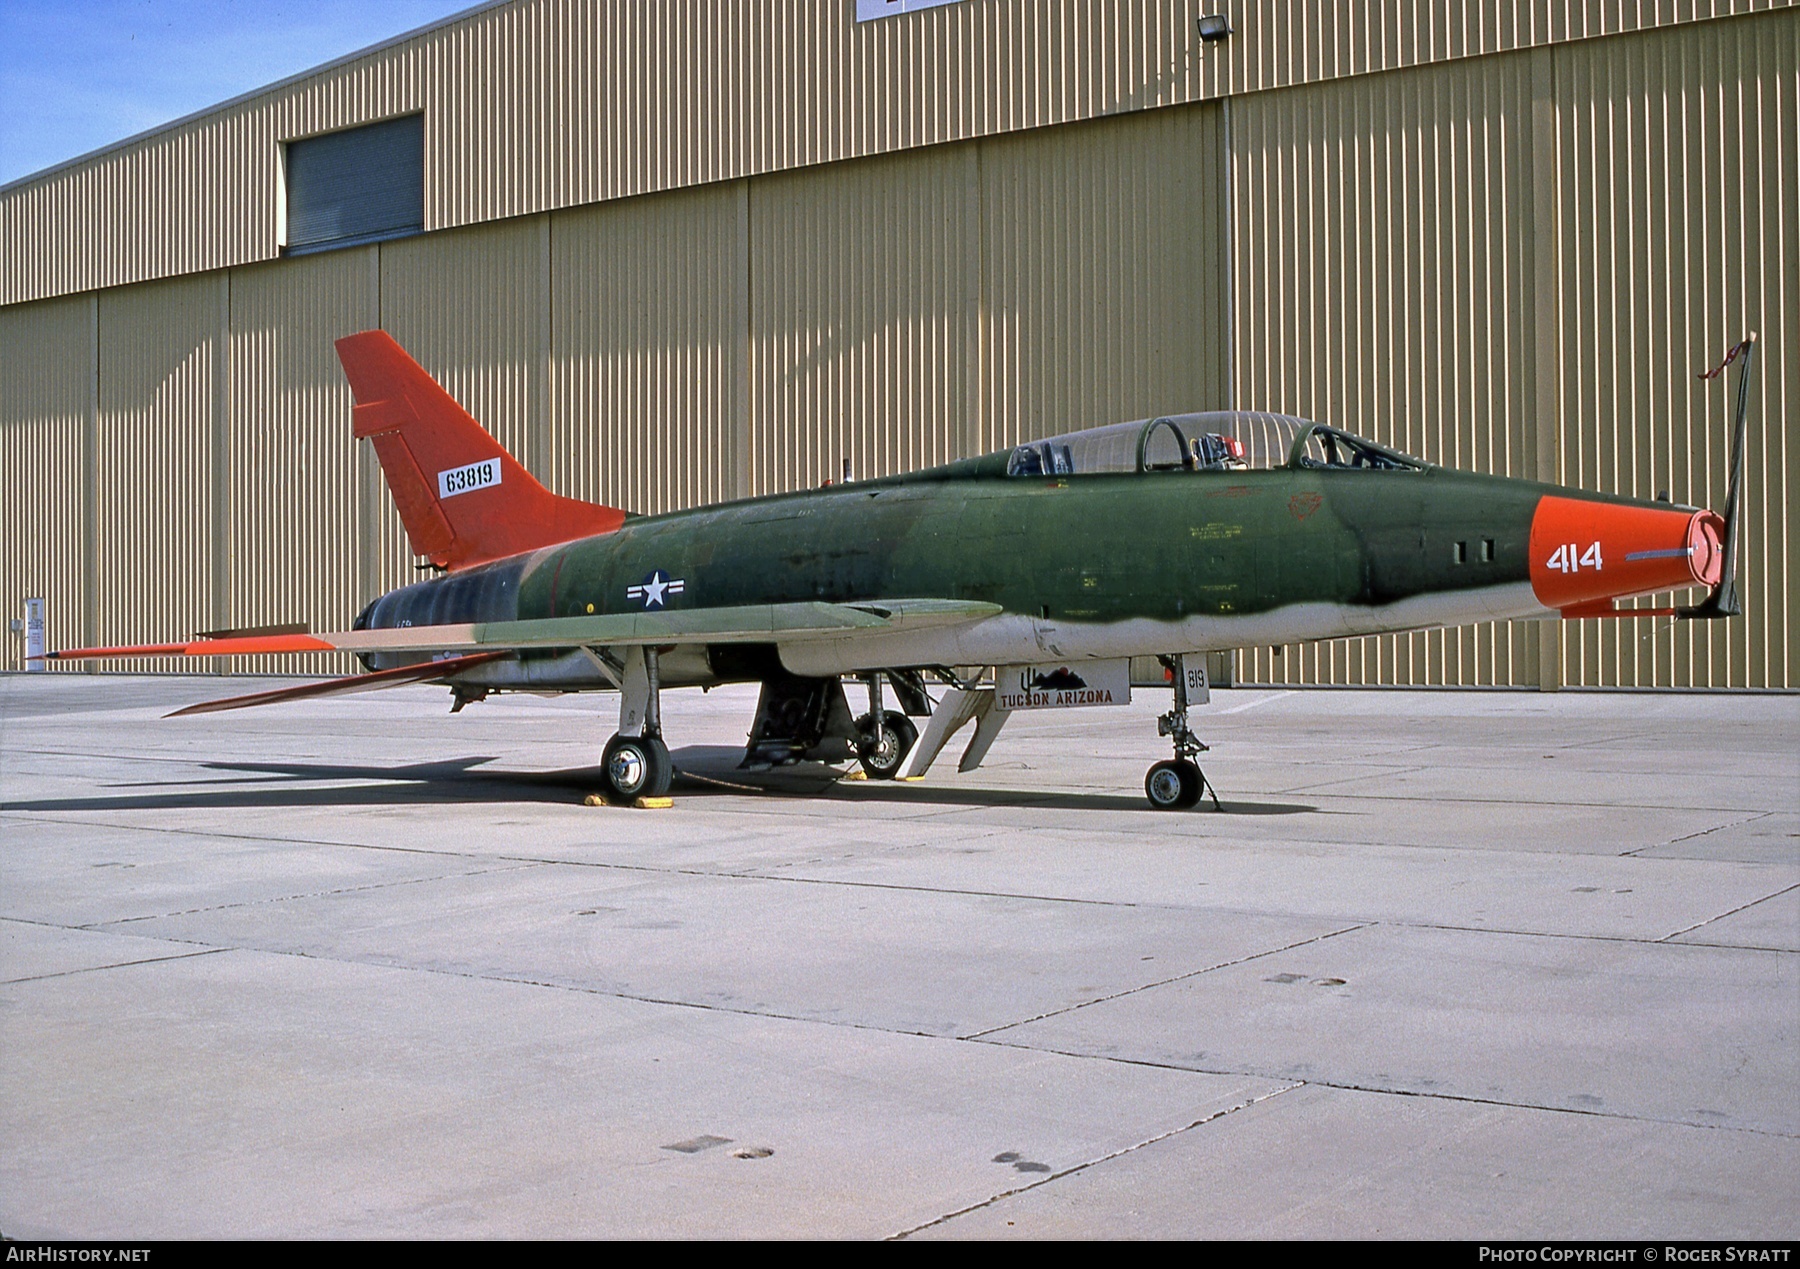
[1001,411,1429,478]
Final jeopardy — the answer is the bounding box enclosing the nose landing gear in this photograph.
[1145,653,1220,811]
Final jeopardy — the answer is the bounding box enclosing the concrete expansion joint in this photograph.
[1374,914,1796,955]
[1299,1078,1800,1141]
[1278,763,1433,794]
[0,945,228,986]
[592,863,1154,911]
[932,1032,1800,1144]
[0,808,519,862]
[1641,809,1777,854]
[959,923,1371,1040]
[434,964,957,1039]
[887,1082,1308,1240]
[1268,787,1765,815]
[1655,880,1800,945]
[87,862,538,927]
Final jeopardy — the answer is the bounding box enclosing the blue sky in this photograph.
[0,0,480,186]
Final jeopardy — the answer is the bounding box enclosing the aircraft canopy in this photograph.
[1003,411,1427,477]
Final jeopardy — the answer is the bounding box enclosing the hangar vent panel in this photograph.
[284,115,425,256]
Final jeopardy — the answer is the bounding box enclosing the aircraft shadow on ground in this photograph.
[0,745,1318,817]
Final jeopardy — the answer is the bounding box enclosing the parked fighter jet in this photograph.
[38,331,1751,808]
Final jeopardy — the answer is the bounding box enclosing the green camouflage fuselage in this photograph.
[361,462,1574,683]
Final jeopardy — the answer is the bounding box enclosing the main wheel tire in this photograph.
[855,710,918,780]
[601,733,672,800]
[1145,758,1202,810]
[1174,759,1204,809]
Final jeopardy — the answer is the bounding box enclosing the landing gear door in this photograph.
[1128,654,1209,704]
[1183,659,1210,706]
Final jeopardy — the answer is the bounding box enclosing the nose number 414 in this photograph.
[1545,541,1603,573]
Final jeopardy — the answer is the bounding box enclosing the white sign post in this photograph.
[24,597,45,671]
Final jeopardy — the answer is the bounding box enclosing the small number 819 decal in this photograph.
[1545,541,1603,573]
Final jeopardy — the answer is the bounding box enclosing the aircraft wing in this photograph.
[36,598,1004,661]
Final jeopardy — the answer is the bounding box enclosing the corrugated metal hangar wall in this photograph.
[1,0,1793,687]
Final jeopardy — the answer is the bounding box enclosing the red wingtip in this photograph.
[335,330,627,570]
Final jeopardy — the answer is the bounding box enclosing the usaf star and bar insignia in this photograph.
[626,569,686,609]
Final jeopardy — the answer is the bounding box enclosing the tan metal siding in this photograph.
[0,296,91,670]
[226,251,375,675]
[551,183,746,516]
[436,0,751,225]
[1230,12,1794,689]
[1231,51,1545,686]
[5,0,1792,308]
[1198,0,1792,96]
[93,277,219,670]
[1553,9,1796,688]
[746,0,1207,174]
[747,143,980,494]
[980,103,1228,453]
[373,218,545,600]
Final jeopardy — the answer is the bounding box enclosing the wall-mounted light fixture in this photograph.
[1196,15,1232,42]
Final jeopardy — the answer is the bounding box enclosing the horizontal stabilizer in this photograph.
[166,652,511,717]
[35,632,338,660]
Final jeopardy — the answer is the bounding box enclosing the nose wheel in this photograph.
[1145,653,1221,811]
[1145,758,1204,809]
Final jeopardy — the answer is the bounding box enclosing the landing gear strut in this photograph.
[1145,653,1220,811]
[601,646,673,800]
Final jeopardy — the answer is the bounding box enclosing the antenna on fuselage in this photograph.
[1680,331,1755,620]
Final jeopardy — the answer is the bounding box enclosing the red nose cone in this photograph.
[1530,495,1723,610]
[1687,509,1726,589]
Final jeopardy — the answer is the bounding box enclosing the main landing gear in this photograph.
[1145,653,1220,812]
[854,672,918,780]
[602,732,672,800]
[601,646,674,800]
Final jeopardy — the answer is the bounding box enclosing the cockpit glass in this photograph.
[1002,412,1427,477]
[1287,425,1426,471]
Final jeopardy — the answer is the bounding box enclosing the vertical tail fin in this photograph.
[334,330,626,571]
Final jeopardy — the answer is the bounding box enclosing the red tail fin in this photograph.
[334,330,626,571]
